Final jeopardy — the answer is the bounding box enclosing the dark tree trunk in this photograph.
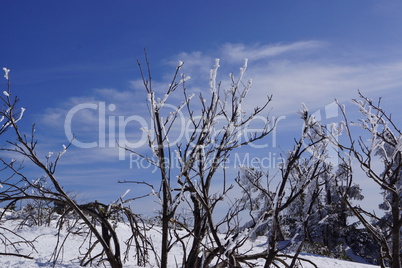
[391,191,401,268]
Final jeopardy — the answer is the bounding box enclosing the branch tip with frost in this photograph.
[2,67,10,80]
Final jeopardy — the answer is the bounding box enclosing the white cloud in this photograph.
[35,41,402,181]
[221,41,327,62]
[164,42,399,118]
[168,51,212,73]
[246,60,402,116]
[39,42,402,145]
[36,87,151,164]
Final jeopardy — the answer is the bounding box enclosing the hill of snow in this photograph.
[0,212,379,267]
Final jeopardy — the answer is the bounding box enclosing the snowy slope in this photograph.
[0,215,379,268]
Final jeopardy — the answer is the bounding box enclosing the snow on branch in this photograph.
[3,67,10,80]
[209,58,220,94]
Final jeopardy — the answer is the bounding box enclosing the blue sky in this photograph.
[1,1,402,214]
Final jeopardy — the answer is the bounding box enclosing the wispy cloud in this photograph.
[221,41,327,62]
[247,60,402,116]
[166,42,402,117]
[36,40,402,176]
[36,87,151,164]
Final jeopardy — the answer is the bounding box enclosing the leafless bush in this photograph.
[0,70,151,268]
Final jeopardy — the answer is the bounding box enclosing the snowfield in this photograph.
[0,211,379,268]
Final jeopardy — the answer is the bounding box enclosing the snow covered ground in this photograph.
[0,213,379,268]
